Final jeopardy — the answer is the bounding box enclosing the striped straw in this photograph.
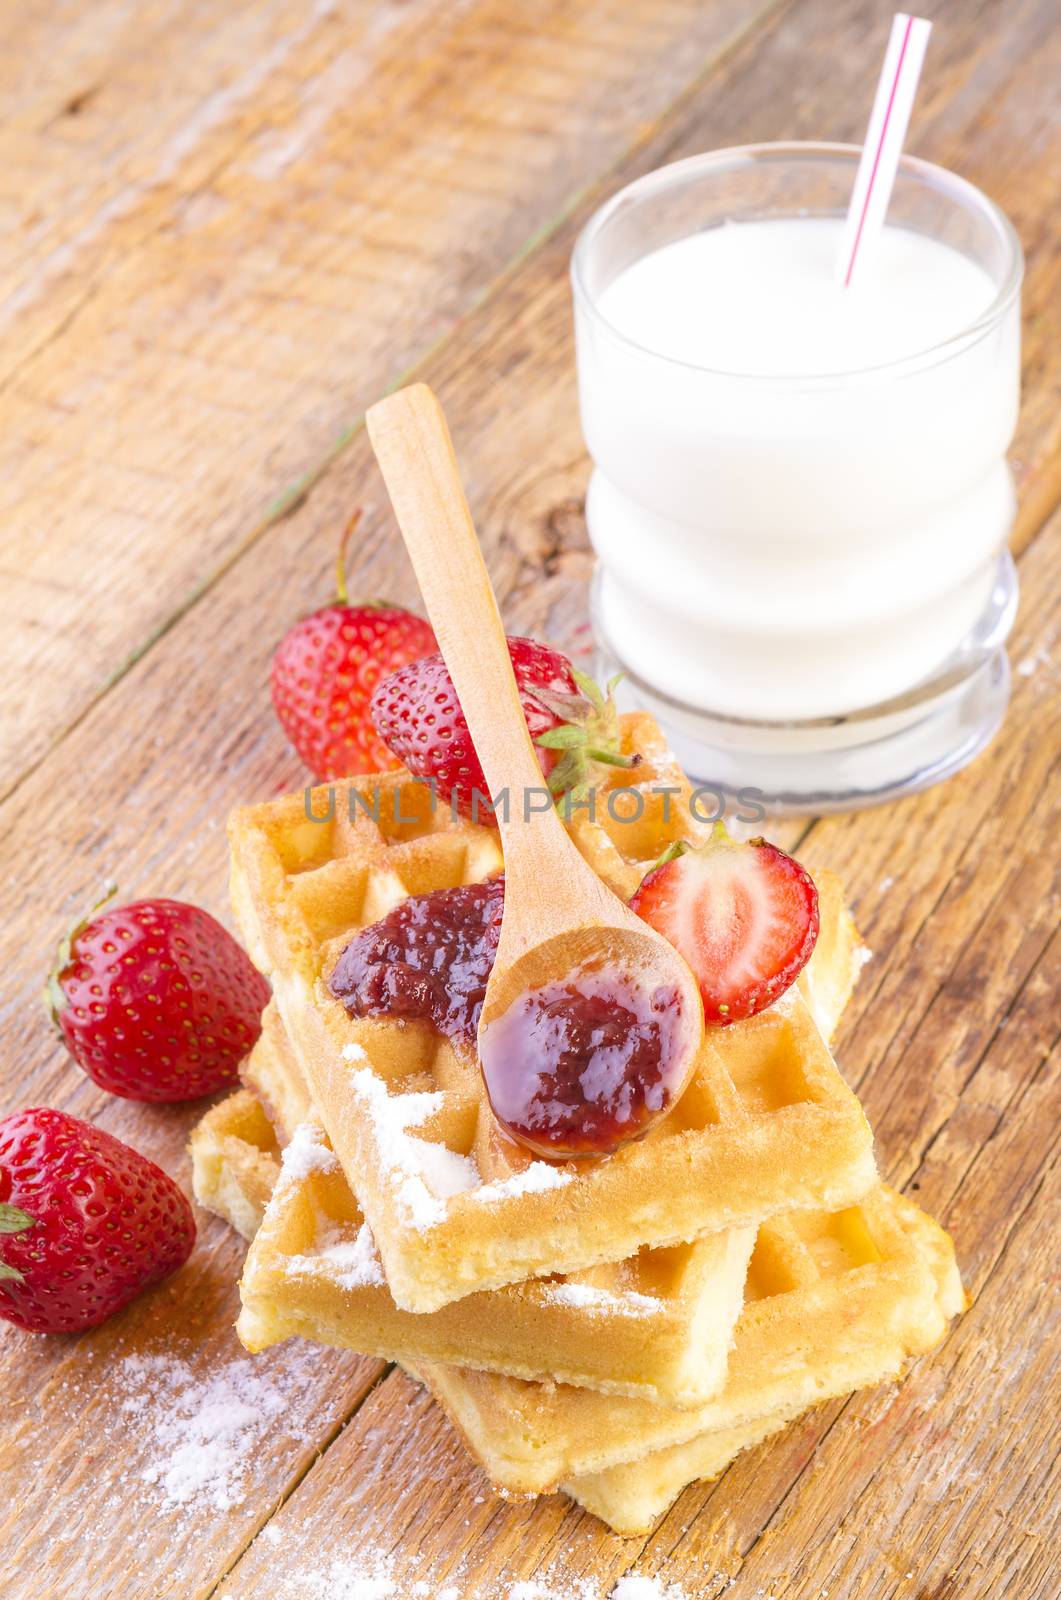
[838,13,932,287]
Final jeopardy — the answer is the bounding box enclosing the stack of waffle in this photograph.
[192,712,962,1533]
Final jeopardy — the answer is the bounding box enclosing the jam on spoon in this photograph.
[328,877,691,1158]
[477,962,687,1159]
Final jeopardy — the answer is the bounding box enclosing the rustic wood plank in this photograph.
[0,1215,385,1600]
[0,0,1057,1595]
[0,0,775,791]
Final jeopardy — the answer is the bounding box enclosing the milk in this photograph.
[576,216,1019,722]
[600,220,993,374]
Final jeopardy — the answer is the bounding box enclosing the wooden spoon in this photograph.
[365,383,704,1157]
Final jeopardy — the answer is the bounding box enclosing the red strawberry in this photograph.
[272,512,436,779]
[370,635,638,821]
[0,1108,195,1333]
[46,896,270,1103]
[630,826,819,1025]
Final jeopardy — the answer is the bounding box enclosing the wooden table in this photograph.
[1,2,1057,1595]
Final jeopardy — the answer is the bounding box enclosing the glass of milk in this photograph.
[572,143,1023,811]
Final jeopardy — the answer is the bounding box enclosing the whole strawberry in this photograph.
[630,826,819,1025]
[0,1108,195,1333]
[272,512,436,779]
[46,897,270,1102]
[370,635,638,822]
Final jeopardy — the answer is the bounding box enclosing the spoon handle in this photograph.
[366,383,563,849]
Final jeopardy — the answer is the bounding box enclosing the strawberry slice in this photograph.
[629,826,819,1024]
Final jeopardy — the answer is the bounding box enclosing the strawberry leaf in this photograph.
[43,880,119,1034]
[570,665,606,712]
[649,839,693,873]
[584,746,642,770]
[0,1261,25,1282]
[535,726,589,750]
[0,1203,35,1234]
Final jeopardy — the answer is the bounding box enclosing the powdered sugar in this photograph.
[609,1578,686,1600]
[286,1218,385,1289]
[506,1573,684,1600]
[543,1282,662,1317]
[235,1540,686,1600]
[342,1065,578,1226]
[272,1552,397,1597]
[342,1040,369,1061]
[348,1066,480,1228]
[120,1351,306,1512]
[279,1121,340,1184]
[471,1162,572,1202]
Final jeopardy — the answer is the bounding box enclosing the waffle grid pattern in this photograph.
[191,1092,961,1521]
[228,714,876,1312]
[412,1185,964,1492]
[227,1006,756,1405]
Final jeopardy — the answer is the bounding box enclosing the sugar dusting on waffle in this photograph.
[284,1216,385,1291]
[543,1283,663,1317]
[470,1162,572,1202]
[346,1065,481,1227]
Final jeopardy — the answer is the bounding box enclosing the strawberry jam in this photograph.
[329,878,689,1160]
[328,876,504,1043]
[478,966,687,1158]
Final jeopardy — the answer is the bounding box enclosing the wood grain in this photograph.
[0,1218,385,1599]
[0,0,1058,1595]
[0,0,773,790]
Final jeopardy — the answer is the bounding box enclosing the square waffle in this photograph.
[191,1099,961,1531]
[189,1086,279,1242]
[229,712,876,1312]
[564,1193,965,1531]
[409,1187,964,1493]
[227,1006,754,1404]
[198,859,861,1404]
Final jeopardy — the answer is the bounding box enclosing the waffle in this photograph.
[410,1186,964,1494]
[565,1194,964,1531]
[193,1102,961,1521]
[229,711,876,1312]
[204,861,860,1402]
[567,1405,800,1534]
[189,1088,278,1242]
[227,1005,751,1403]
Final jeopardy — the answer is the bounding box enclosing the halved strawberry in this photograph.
[629,826,819,1024]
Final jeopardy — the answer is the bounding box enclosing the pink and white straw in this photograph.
[838,13,932,287]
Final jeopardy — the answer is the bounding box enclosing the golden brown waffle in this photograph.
[237,1115,753,1405]
[230,1004,755,1403]
[191,1096,961,1529]
[565,1195,964,1531]
[410,1187,964,1494]
[202,861,861,1404]
[229,712,876,1312]
[189,1088,278,1242]
[567,1405,800,1534]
